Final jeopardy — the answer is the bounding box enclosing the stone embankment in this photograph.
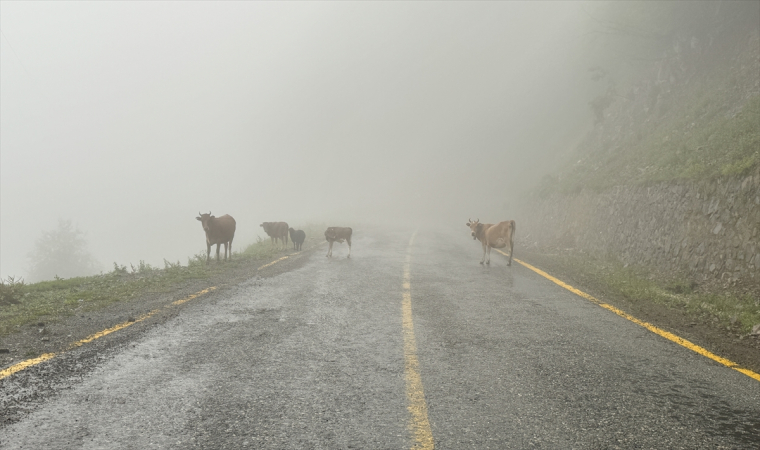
[519,168,760,289]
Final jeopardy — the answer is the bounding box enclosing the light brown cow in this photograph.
[196,212,236,264]
[324,227,352,258]
[260,222,289,248]
[466,218,516,266]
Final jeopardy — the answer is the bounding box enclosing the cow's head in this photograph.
[260,222,270,232]
[466,218,481,240]
[196,211,214,233]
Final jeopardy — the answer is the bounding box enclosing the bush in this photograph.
[0,276,25,306]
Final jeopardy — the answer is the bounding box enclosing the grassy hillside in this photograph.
[538,11,759,196]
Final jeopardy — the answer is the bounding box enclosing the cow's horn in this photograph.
[198,211,202,216]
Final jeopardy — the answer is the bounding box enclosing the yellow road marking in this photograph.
[496,250,760,383]
[0,287,216,381]
[402,231,435,450]
[171,287,216,306]
[257,254,296,270]
[0,353,56,380]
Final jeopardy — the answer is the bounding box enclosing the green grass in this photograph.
[551,93,759,195]
[540,45,760,196]
[0,224,325,340]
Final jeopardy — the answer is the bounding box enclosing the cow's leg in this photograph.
[480,241,486,264]
[229,239,233,260]
[508,238,513,266]
[206,243,211,265]
[486,246,491,265]
[223,242,229,261]
[327,241,333,257]
[215,243,221,262]
[347,237,351,258]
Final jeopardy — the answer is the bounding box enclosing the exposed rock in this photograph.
[519,168,760,289]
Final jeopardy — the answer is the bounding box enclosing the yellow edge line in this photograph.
[496,250,760,383]
[402,231,435,450]
[257,253,298,270]
[0,286,217,381]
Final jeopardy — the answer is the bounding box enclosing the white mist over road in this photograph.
[1,2,594,280]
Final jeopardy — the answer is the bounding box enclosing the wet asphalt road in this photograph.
[1,226,759,449]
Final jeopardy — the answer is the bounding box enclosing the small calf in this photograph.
[289,227,306,251]
[324,227,352,258]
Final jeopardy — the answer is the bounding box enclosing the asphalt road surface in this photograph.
[1,226,759,449]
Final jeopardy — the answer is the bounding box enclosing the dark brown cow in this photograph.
[196,212,236,264]
[289,227,306,251]
[466,218,516,266]
[324,227,352,258]
[260,222,289,248]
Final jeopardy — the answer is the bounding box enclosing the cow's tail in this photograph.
[511,220,516,236]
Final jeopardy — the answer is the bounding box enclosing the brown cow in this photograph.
[196,212,236,264]
[260,222,289,248]
[466,218,516,266]
[324,227,352,258]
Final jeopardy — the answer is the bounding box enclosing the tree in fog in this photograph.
[27,219,100,281]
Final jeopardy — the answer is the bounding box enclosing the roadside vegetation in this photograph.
[543,90,760,195]
[537,1,760,196]
[0,225,324,341]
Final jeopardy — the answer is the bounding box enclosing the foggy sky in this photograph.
[1,2,596,280]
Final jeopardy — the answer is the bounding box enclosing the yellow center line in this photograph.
[495,250,760,383]
[402,231,435,449]
[0,286,217,381]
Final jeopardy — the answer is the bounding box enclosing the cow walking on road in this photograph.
[325,227,352,258]
[196,212,236,264]
[261,222,289,248]
[466,218,515,266]
[289,228,306,251]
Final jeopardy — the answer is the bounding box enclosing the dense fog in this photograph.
[1,2,599,280]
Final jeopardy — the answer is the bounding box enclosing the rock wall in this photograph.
[518,168,760,286]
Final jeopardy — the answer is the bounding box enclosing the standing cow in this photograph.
[466,218,515,266]
[325,227,352,258]
[260,222,289,248]
[289,227,306,251]
[196,212,236,264]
